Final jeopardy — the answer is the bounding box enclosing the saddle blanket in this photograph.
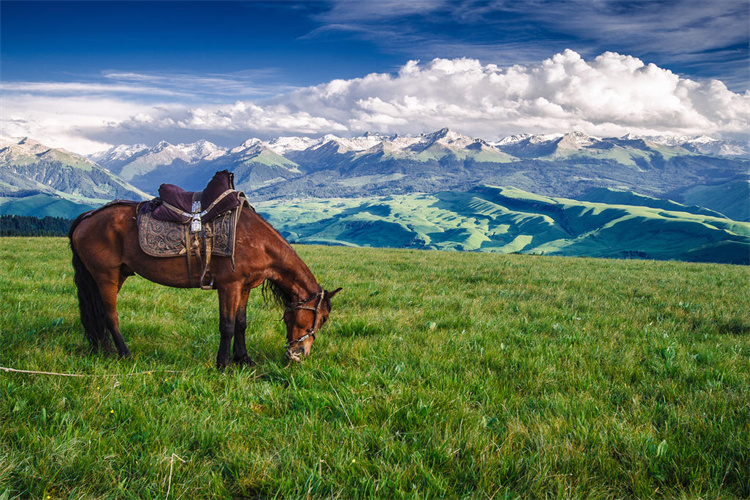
[137,205,240,258]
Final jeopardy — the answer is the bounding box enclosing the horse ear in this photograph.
[326,287,343,299]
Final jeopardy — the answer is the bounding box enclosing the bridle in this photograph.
[285,290,326,349]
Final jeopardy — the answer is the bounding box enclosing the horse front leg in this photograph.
[216,314,234,368]
[216,284,242,369]
[232,287,254,366]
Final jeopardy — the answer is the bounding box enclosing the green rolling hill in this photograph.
[678,180,750,222]
[257,185,750,265]
[0,194,100,219]
[575,187,728,218]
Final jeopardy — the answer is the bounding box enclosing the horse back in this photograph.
[70,202,141,271]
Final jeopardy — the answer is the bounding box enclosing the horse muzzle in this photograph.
[285,345,308,363]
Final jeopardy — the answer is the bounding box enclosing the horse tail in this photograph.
[69,213,111,351]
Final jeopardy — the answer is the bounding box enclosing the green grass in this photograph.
[1,238,749,499]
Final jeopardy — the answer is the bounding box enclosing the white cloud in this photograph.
[2,50,748,154]
[314,0,749,90]
[243,50,749,138]
[0,93,159,154]
[0,81,186,96]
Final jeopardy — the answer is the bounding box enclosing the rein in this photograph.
[285,291,326,348]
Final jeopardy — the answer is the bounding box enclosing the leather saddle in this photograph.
[137,170,248,289]
[151,170,242,226]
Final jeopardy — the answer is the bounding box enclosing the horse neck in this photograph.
[255,212,321,301]
[275,254,321,302]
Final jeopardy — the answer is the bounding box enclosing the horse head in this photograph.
[284,287,342,362]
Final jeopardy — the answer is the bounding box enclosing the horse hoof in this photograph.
[234,354,255,367]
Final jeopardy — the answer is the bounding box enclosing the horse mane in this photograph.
[249,206,319,311]
[261,279,293,309]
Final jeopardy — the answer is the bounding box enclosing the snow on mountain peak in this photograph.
[619,133,641,141]
[646,135,748,156]
[230,138,268,155]
[267,136,319,155]
[0,136,27,149]
[84,129,749,181]
[491,133,563,147]
[493,134,533,146]
[344,134,386,151]
[425,128,468,143]
[177,140,226,161]
[89,143,149,164]
[557,131,600,149]
[384,135,422,151]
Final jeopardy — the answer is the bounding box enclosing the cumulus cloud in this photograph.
[2,50,748,154]
[316,0,749,90]
[130,50,749,138]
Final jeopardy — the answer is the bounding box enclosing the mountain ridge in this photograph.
[1,136,150,219]
[88,130,748,208]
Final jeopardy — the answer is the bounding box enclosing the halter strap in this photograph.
[285,291,325,348]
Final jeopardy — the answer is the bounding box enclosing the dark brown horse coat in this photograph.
[69,201,340,366]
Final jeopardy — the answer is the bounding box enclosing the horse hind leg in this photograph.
[99,280,132,358]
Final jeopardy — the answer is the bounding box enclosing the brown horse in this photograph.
[68,201,341,367]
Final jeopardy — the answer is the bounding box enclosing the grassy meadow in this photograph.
[0,237,748,499]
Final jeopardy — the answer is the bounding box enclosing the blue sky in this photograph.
[1,0,748,153]
[2,2,393,93]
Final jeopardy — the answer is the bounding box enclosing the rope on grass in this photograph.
[0,366,185,378]
[165,453,186,500]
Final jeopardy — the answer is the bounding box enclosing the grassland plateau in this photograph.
[0,238,748,498]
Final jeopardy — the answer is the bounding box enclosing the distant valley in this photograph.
[1,131,748,264]
[257,185,750,265]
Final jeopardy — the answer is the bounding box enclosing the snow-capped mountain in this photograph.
[93,140,228,182]
[1,137,150,218]
[83,129,748,218]
[317,132,390,153]
[92,130,748,182]
[213,138,302,191]
[492,133,564,146]
[179,139,227,161]
[555,131,602,150]
[646,135,749,157]
[89,143,149,166]
[2,129,747,223]
[266,136,320,155]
